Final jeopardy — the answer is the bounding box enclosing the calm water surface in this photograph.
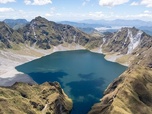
[16,50,127,114]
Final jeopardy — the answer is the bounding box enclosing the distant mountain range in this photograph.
[79,19,152,27]
[59,21,108,34]
[3,18,152,36]
[60,19,152,28]
[59,21,110,28]
[60,19,152,35]
[138,26,152,36]
[3,19,28,30]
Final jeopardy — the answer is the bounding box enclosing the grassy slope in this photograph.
[0,82,72,114]
[89,66,152,114]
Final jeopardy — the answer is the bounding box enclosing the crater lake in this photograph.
[15,50,127,114]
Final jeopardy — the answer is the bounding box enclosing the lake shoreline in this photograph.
[15,49,127,114]
[0,45,128,86]
[90,48,129,67]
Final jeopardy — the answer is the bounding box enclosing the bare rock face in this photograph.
[18,16,91,49]
[0,22,24,48]
[0,16,93,50]
[101,27,152,55]
[0,82,73,114]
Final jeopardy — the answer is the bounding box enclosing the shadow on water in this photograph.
[15,50,127,114]
[27,71,68,85]
[67,77,105,114]
[78,73,95,80]
[19,71,105,114]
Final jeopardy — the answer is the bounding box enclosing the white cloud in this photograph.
[24,0,31,5]
[0,8,14,12]
[130,0,152,8]
[45,13,52,17]
[24,0,52,5]
[127,13,152,19]
[99,0,129,6]
[82,2,86,6]
[45,7,61,17]
[82,0,90,6]
[144,10,151,14]
[0,0,15,4]
[50,7,55,11]
[141,0,152,7]
[130,2,139,6]
[89,11,104,18]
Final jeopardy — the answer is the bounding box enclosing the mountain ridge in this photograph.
[0,16,151,67]
[0,16,152,114]
[4,19,28,30]
[60,19,152,36]
[17,16,92,49]
[79,19,152,27]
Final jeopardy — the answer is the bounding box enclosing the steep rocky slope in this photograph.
[88,65,152,114]
[0,16,98,50]
[0,82,72,114]
[1,17,151,56]
[0,22,23,49]
[94,27,152,66]
[18,16,92,49]
[101,27,151,55]
[88,28,152,114]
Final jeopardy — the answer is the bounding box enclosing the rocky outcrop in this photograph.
[101,27,151,54]
[18,16,92,49]
[0,82,72,114]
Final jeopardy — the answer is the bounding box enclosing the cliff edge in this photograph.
[0,82,73,114]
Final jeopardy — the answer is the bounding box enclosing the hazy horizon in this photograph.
[0,0,152,21]
[1,17,152,22]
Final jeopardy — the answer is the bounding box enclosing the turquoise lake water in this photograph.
[15,50,127,114]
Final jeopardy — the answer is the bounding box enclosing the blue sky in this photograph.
[0,0,152,21]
